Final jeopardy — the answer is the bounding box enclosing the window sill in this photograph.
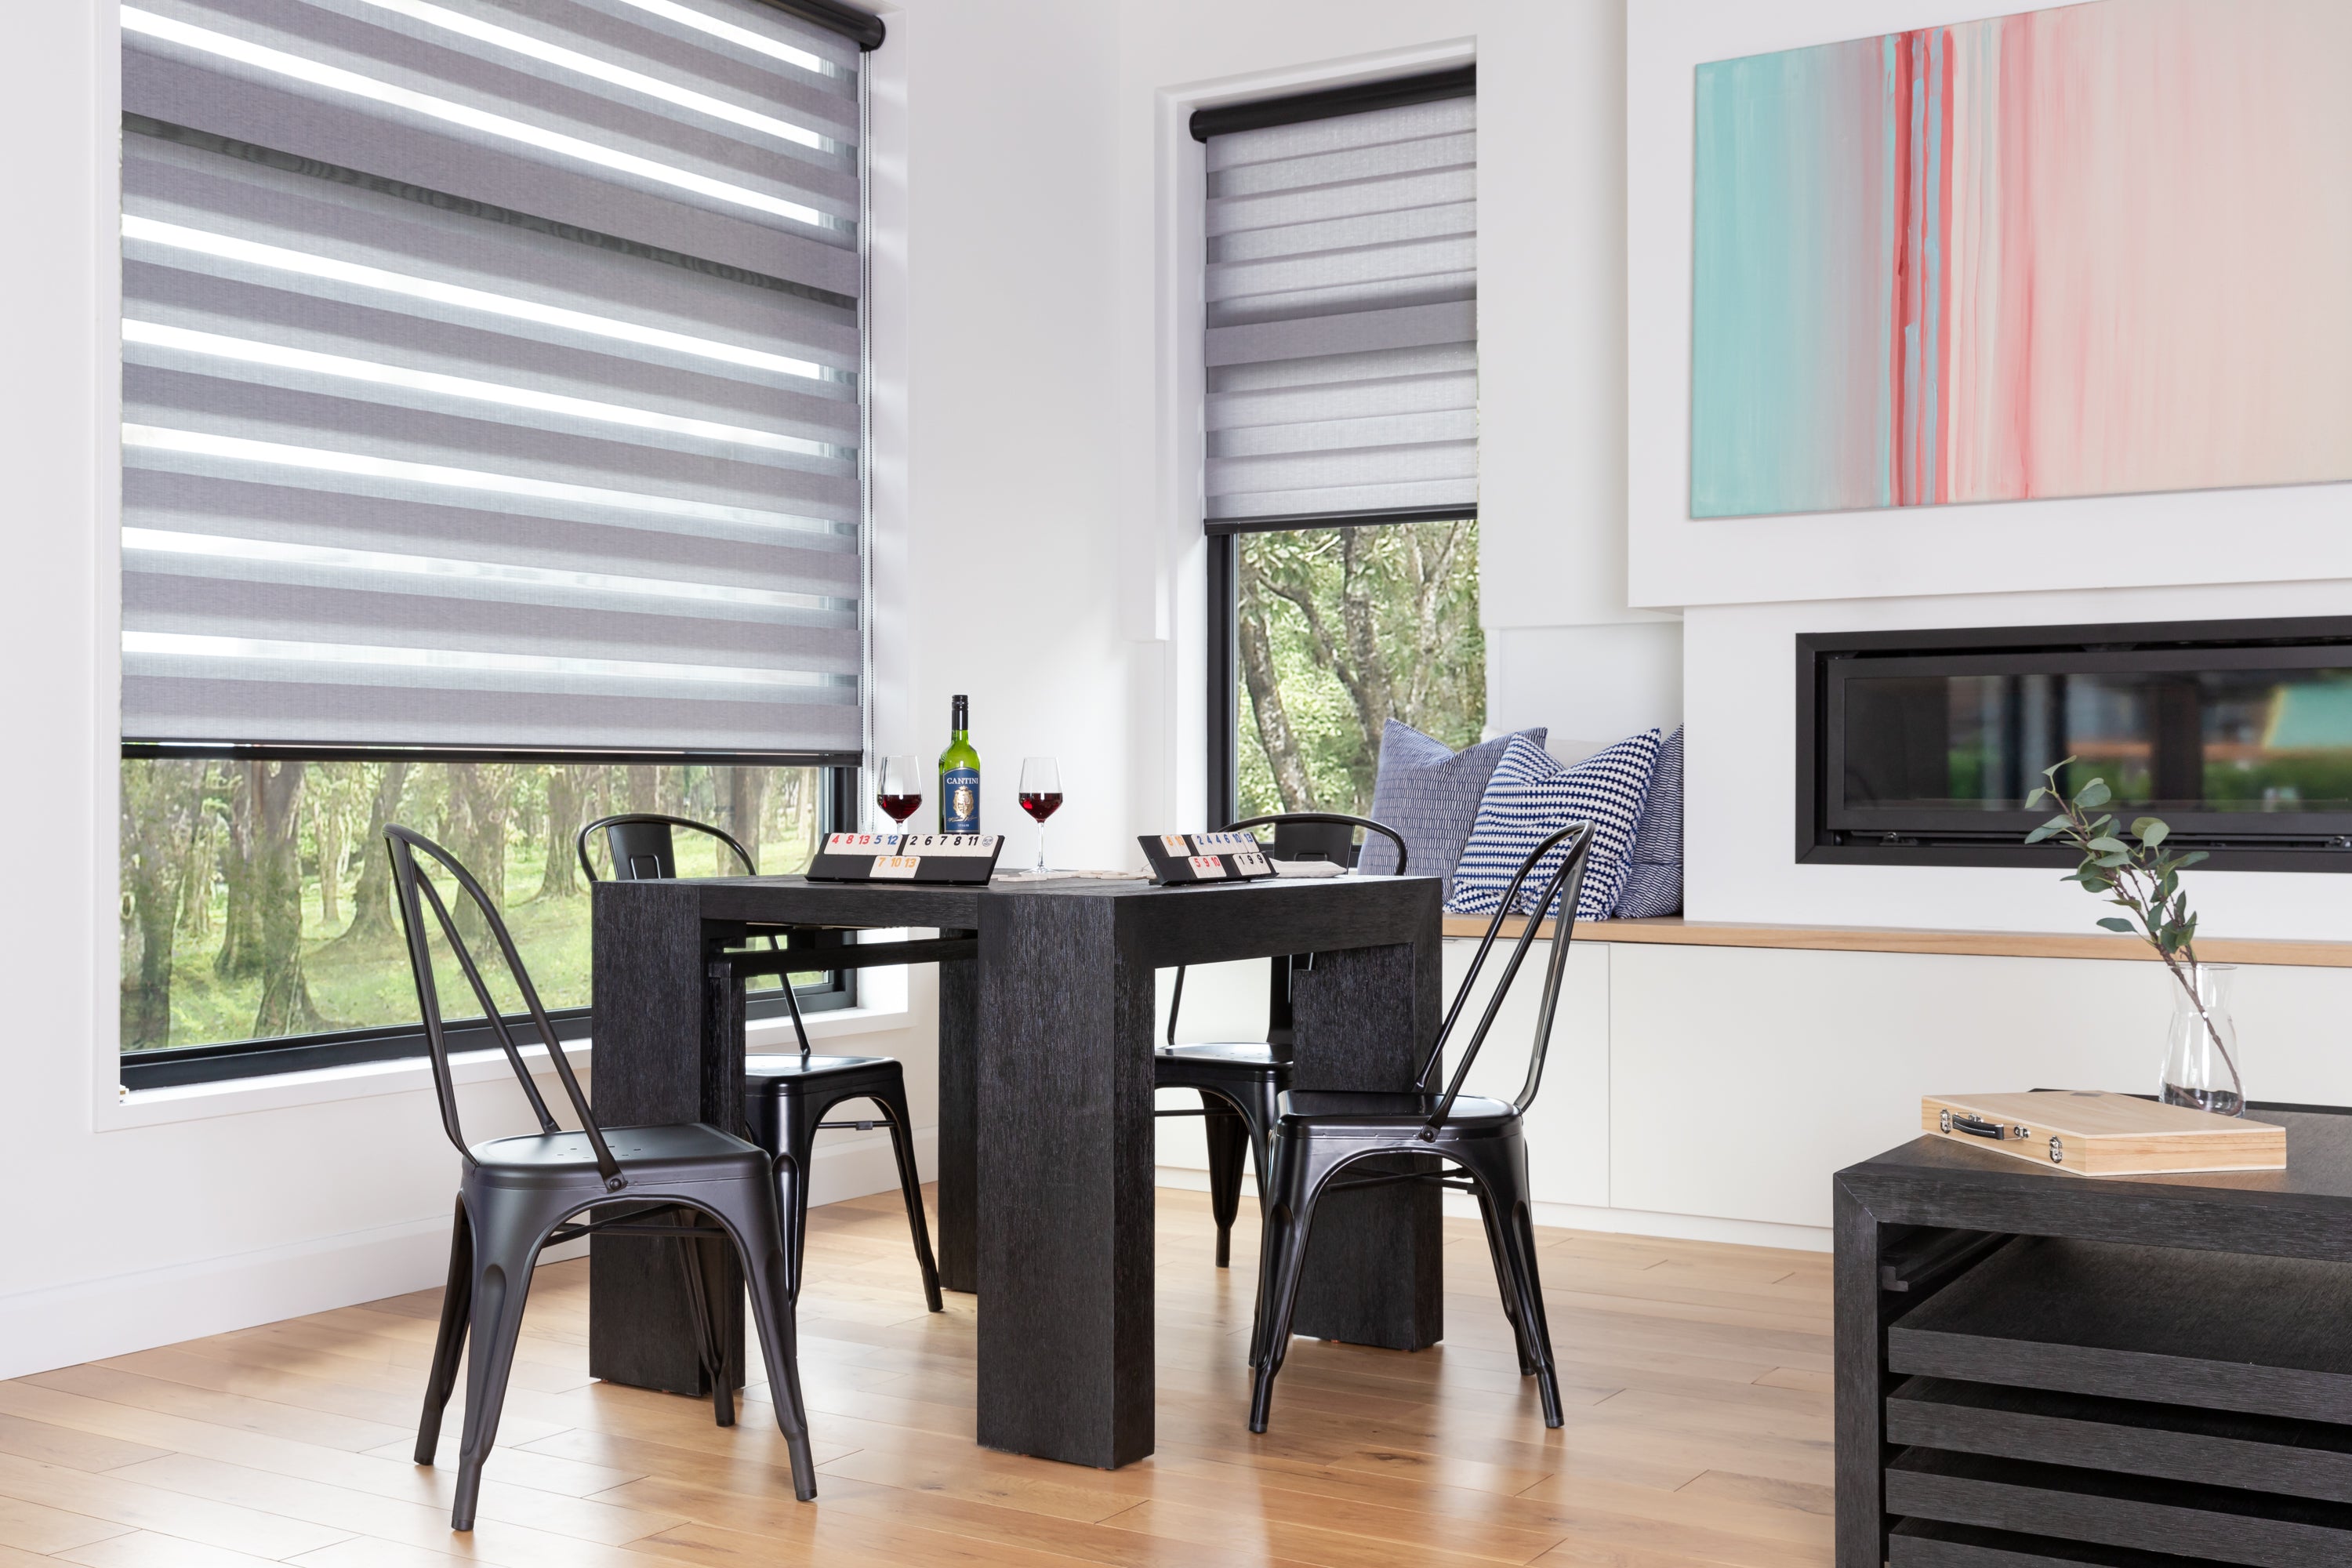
[100,994,917,1133]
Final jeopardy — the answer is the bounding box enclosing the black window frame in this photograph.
[118,744,862,1090]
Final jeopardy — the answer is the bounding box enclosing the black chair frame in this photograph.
[1246,820,1593,1435]
[1155,813,1408,1266]
[578,812,944,1311]
[387,825,815,1527]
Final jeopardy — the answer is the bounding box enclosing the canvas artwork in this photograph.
[1689,0,2352,520]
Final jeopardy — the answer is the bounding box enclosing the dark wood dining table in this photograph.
[586,870,1446,1468]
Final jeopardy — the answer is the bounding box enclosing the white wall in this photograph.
[1628,2,2352,936]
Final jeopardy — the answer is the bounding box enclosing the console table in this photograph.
[586,871,1445,1468]
[1837,1104,2352,1567]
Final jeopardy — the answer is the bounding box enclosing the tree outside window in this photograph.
[1235,520,1484,819]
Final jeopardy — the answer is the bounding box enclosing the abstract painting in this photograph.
[1690,0,2352,519]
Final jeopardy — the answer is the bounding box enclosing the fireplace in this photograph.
[1797,617,2352,871]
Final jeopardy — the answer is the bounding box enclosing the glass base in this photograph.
[2162,1082,2245,1117]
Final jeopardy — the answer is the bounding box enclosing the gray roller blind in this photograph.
[120,0,865,753]
[1203,93,1476,527]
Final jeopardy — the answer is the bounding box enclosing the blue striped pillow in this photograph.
[1612,725,1683,918]
[1446,730,1664,922]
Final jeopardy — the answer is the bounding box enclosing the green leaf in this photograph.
[2138,818,2171,847]
[2096,916,2135,933]
[2025,787,2048,808]
[2177,850,2211,867]
[2087,836,2128,854]
[2024,826,2058,844]
[2077,778,2113,807]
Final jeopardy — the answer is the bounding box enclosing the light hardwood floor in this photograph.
[0,1188,1832,1566]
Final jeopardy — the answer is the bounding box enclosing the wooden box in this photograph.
[1918,1091,2285,1176]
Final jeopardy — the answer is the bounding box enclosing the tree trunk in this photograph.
[626,766,658,815]
[726,768,769,873]
[215,763,262,982]
[537,766,583,899]
[121,760,198,1048]
[445,764,513,942]
[250,760,321,1036]
[311,784,342,929]
[1237,555,1313,813]
[177,770,218,938]
[336,761,411,947]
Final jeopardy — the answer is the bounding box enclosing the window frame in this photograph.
[1205,507,1479,832]
[117,746,862,1091]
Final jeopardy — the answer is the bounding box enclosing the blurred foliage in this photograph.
[1236,521,1483,820]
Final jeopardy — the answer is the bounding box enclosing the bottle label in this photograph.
[942,766,981,833]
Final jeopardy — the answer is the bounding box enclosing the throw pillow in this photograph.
[1446,728,1664,923]
[1613,725,1684,918]
[1359,720,1548,894]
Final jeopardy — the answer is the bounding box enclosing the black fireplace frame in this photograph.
[1796,615,2352,873]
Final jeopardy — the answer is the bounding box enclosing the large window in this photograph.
[119,758,845,1086]
[1231,521,1483,818]
[118,0,876,1080]
[1196,71,1479,823]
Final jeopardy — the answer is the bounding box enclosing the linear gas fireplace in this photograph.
[1798,616,2352,871]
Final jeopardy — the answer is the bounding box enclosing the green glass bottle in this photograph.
[938,693,981,834]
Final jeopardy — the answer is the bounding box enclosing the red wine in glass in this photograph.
[876,754,922,827]
[1018,757,1060,873]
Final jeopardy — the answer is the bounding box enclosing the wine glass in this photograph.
[1018,757,1062,873]
[875,754,922,834]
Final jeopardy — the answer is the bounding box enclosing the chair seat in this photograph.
[1156,1041,1287,1069]
[746,1054,895,1080]
[1276,1089,1521,1136]
[469,1123,767,1187]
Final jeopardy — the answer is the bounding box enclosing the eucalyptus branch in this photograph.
[2025,760,2240,1104]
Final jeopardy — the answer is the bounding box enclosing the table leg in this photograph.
[1286,940,1445,1349]
[935,945,979,1294]
[1833,1175,1887,1568]
[975,893,1154,1467]
[588,884,744,1394]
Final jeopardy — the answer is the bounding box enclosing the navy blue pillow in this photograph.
[1613,725,1683,918]
[1446,729,1664,923]
[1359,720,1547,895]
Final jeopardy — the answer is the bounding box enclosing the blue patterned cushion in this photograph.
[1359,720,1546,894]
[1446,729,1664,922]
[1613,725,1683,918]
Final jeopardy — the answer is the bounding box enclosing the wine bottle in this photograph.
[938,693,981,834]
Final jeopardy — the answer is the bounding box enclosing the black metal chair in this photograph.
[1155,813,1408,1267]
[1246,819,1593,1436]
[578,813,942,1313]
[387,825,815,1529]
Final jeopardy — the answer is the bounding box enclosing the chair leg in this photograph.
[672,1213,734,1428]
[1457,1135,1563,1428]
[704,1170,818,1501]
[784,1092,821,1303]
[451,1191,560,1531]
[1201,1093,1248,1269]
[413,1194,472,1465]
[1472,1182,1535,1376]
[1247,1138,1338,1434]
[874,1080,943,1312]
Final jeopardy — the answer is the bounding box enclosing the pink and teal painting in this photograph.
[1690,0,2352,518]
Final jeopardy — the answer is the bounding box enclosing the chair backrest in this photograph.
[577,812,758,884]
[1411,820,1593,1138]
[384,824,626,1191]
[1225,812,1409,875]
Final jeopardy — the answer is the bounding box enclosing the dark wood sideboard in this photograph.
[1837,1103,2352,1567]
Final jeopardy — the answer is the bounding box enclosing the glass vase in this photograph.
[2160,962,2244,1116]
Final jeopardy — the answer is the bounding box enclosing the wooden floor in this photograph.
[0,1188,1832,1567]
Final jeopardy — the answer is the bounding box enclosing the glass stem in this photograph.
[1033,822,1047,873]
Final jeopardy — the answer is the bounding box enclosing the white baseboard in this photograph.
[1152,1166,1830,1254]
[0,1126,941,1382]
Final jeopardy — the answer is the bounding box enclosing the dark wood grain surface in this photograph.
[1838,1109,2352,1568]
[588,871,1447,1468]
